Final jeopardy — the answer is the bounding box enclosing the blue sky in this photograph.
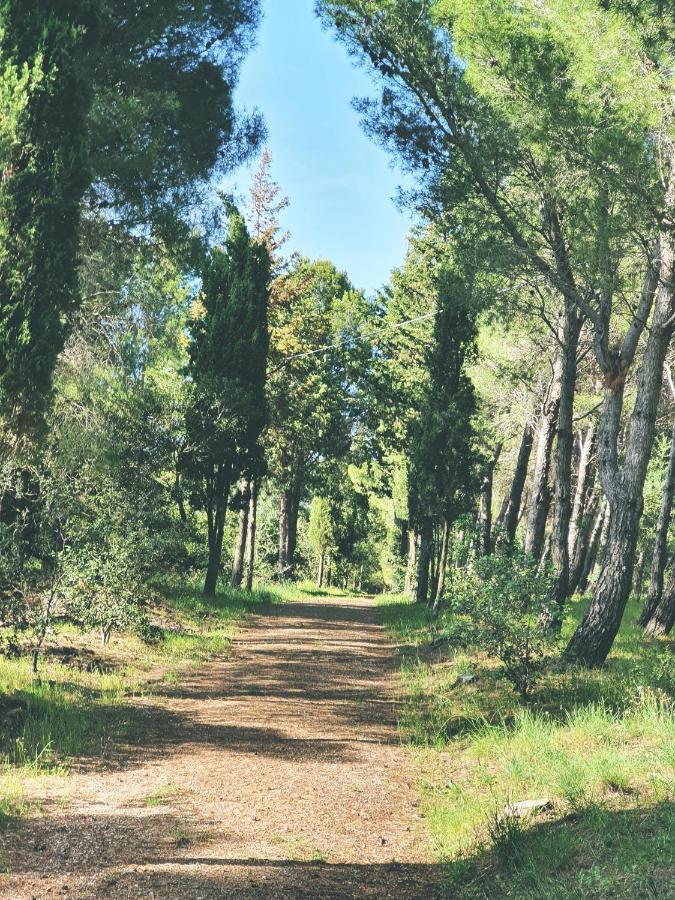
[222,0,413,295]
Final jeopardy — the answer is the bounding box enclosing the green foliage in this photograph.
[63,539,151,643]
[454,547,559,698]
[185,208,270,592]
[308,496,335,555]
[187,209,270,480]
[0,0,98,431]
[378,591,675,898]
[88,0,263,228]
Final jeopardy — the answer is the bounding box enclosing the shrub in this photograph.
[455,546,559,699]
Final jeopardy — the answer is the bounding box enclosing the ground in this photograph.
[0,596,441,899]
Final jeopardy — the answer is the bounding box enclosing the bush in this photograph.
[63,536,152,644]
[455,546,559,699]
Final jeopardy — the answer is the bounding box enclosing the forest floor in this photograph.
[0,594,441,899]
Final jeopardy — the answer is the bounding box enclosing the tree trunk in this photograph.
[565,190,675,664]
[569,491,598,595]
[578,500,606,594]
[525,373,560,560]
[639,414,675,626]
[404,529,417,599]
[244,480,258,592]
[568,424,596,578]
[433,518,451,611]
[286,483,301,577]
[317,549,325,589]
[643,557,675,636]
[503,422,534,544]
[429,523,439,602]
[550,311,582,616]
[204,494,228,597]
[174,463,187,524]
[416,519,433,604]
[278,492,289,575]
[568,424,597,594]
[479,443,502,555]
[231,480,250,588]
[633,549,648,603]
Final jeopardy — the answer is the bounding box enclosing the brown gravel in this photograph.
[0,595,442,899]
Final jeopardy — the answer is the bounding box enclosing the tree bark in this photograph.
[525,371,561,560]
[568,425,597,593]
[404,529,417,599]
[639,413,675,626]
[550,309,582,615]
[433,518,451,611]
[244,480,258,592]
[578,500,606,594]
[633,549,648,604]
[317,549,325,589]
[503,421,534,544]
[278,492,289,575]
[643,557,675,636]
[416,518,433,604]
[479,443,502,555]
[231,480,250,588]
[174,464,187,525]
[566,179,675,664]
[204,481,229,597]
[286,489,300,576]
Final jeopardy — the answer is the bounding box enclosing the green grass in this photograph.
[378,592,675,898]
[0,577,287,825]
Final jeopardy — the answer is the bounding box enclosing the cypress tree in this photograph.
[186,210,270,596]
[0,0,99,432]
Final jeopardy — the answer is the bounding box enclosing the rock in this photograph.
[501,798,553,819]
[456,674,476,686]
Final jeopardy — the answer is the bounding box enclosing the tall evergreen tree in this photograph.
[0,0,99,432]
[185,210,270,596]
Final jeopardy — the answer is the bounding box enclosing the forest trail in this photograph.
[2,596,441,899]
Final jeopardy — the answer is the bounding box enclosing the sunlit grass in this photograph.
[0,577,288,823]
[378,592,675,898]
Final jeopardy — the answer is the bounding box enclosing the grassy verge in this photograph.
[378,592,675,899]
[0,577,287,827]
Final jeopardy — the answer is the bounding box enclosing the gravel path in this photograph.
[1,595,441,899]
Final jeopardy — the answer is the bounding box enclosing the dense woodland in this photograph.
[0,2,673,894]
[1,0,672,670]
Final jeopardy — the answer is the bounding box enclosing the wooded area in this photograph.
[0,1,673,898]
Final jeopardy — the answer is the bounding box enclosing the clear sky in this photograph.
[222,0,413,296]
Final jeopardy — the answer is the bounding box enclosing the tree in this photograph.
[266,258,368,577]
[231,149,291,589]
[0,0,99,432]
[86,0,263,228]
[185,210,270,596]
[308,496,335,588]
[320,0,674,664]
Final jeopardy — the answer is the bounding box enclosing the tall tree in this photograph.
[320,0,674,663]
[185,210,270,596]
[0,0,99,432]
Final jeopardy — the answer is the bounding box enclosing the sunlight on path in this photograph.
[1,596,441,899]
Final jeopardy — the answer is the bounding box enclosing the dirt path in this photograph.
[1,596,442,899]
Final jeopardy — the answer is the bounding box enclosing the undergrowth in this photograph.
[0,576,293,825]
[378,592,675,899]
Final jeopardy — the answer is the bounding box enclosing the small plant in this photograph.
[485,803,524,867]
[171,822,191,848]
[455,546,560,699]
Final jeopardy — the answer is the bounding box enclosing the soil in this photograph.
[0,595,443,899]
